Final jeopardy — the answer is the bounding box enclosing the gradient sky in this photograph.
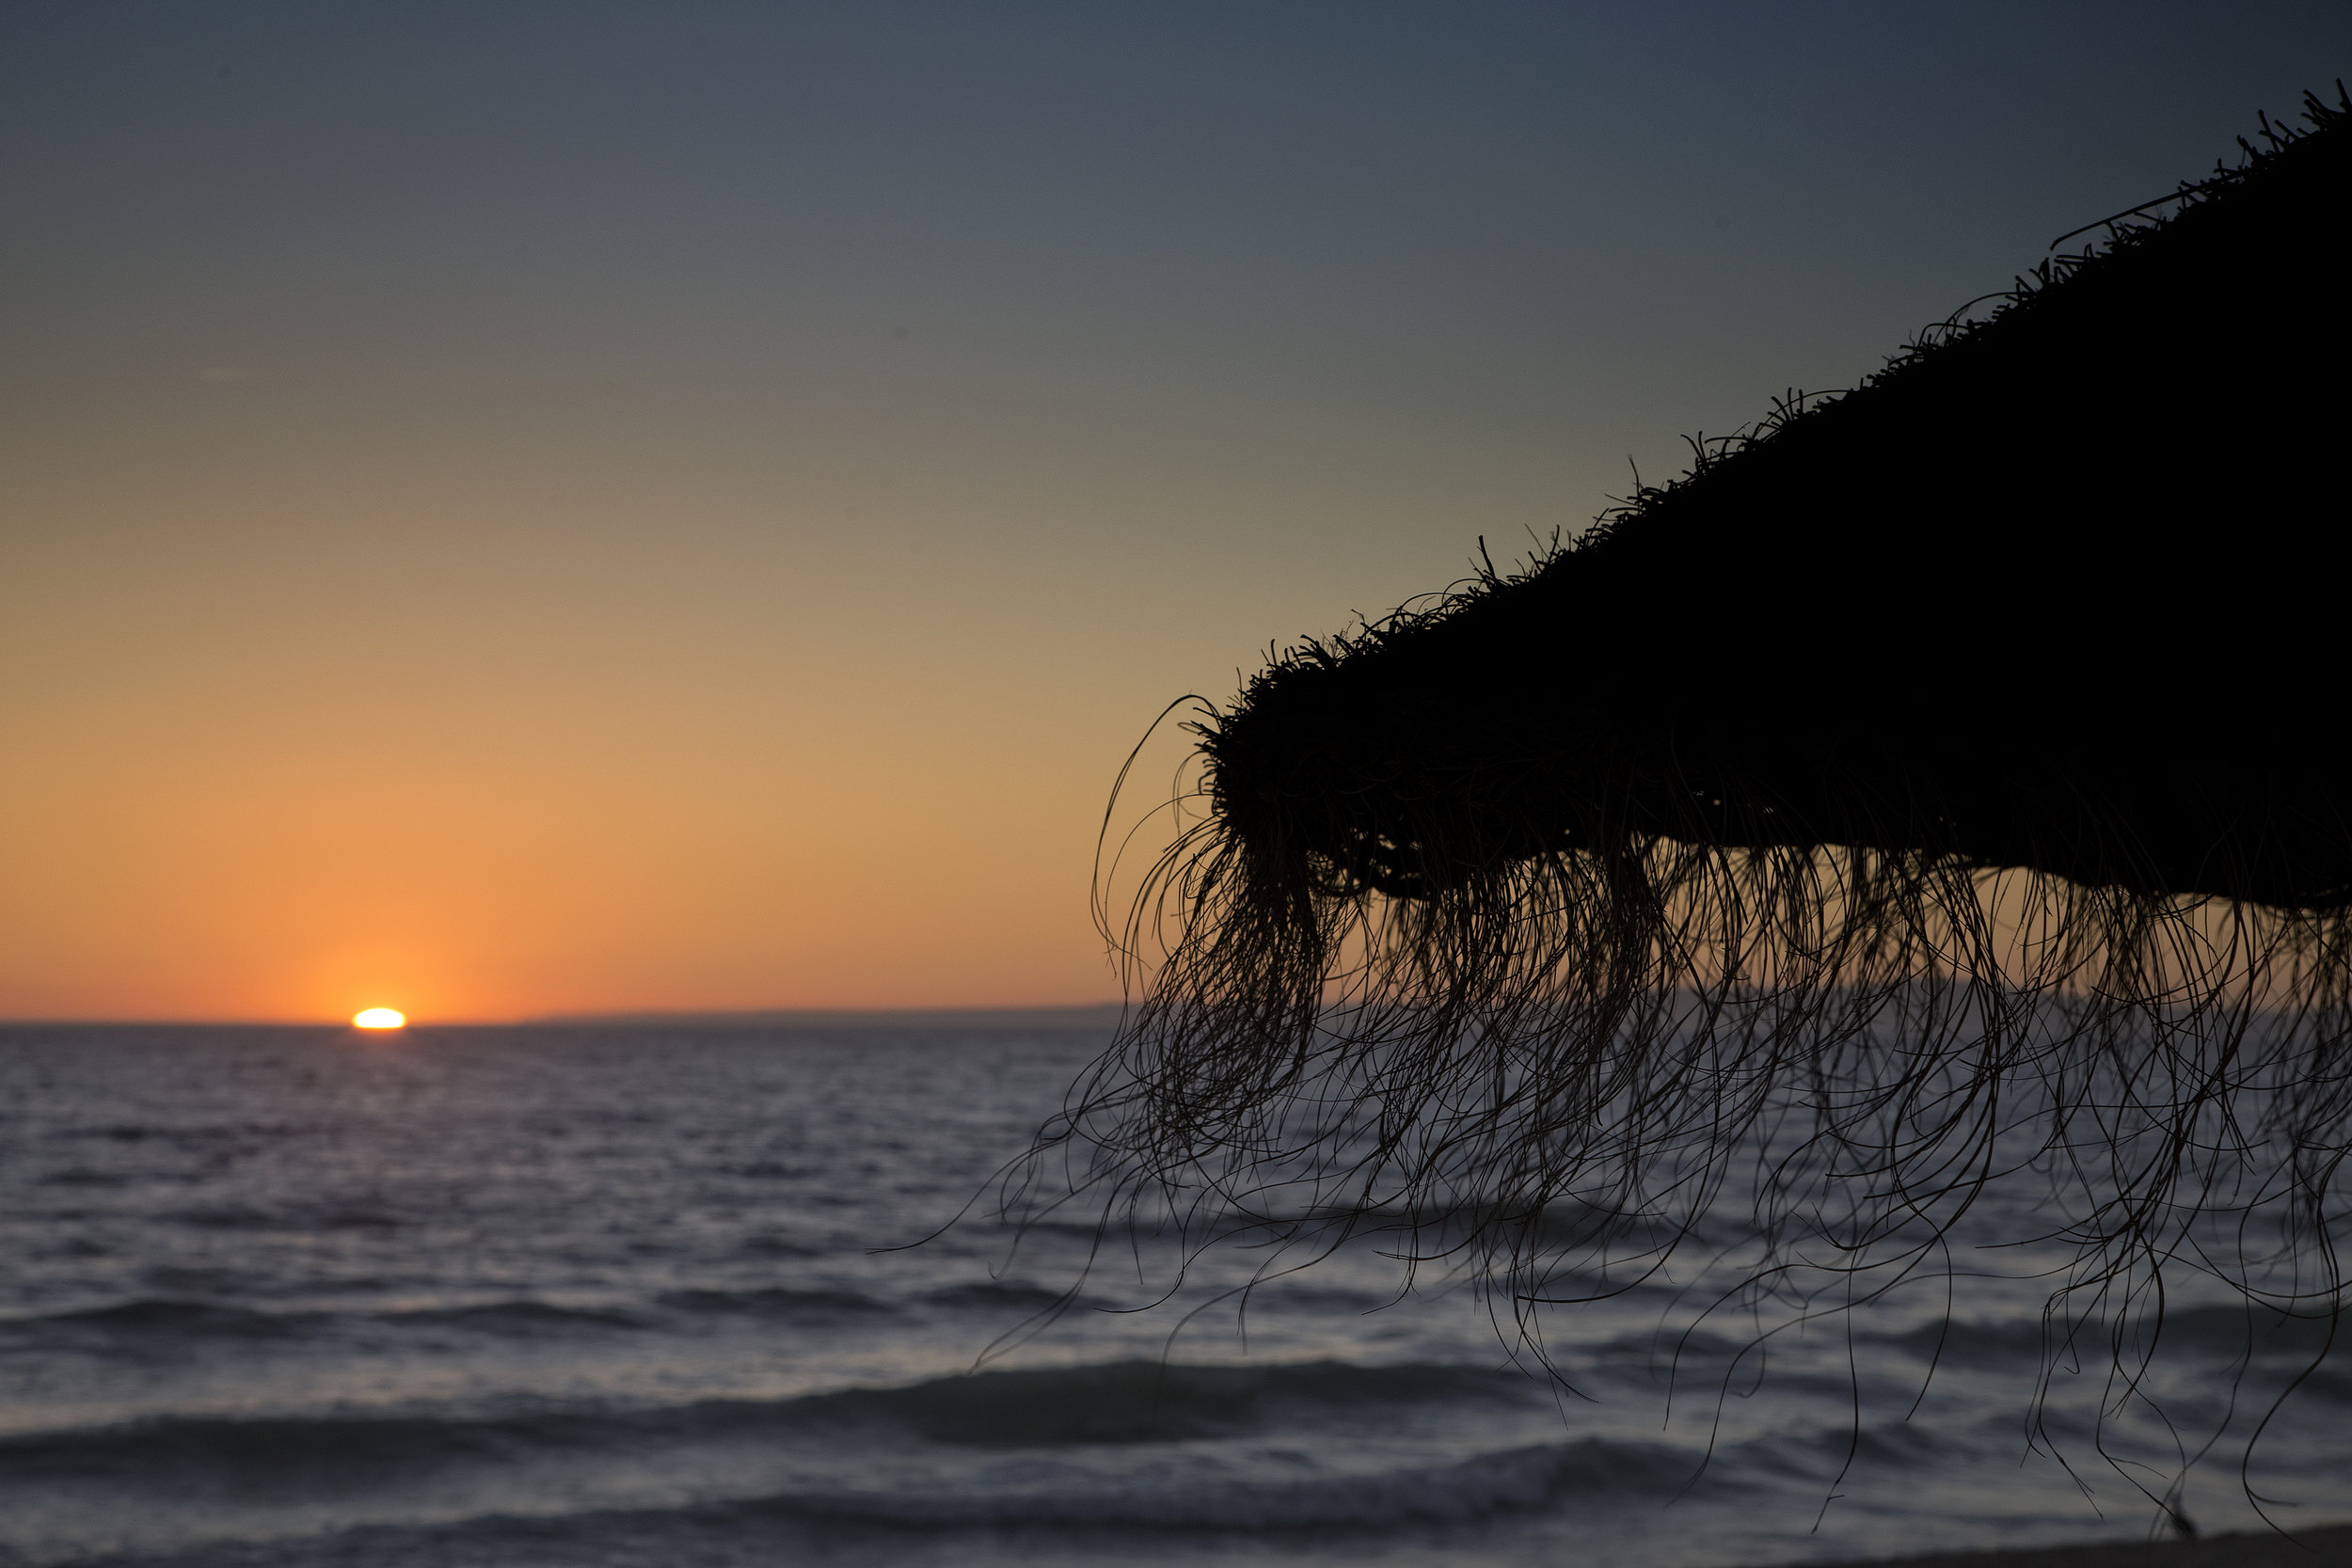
[4,2,2345,1022]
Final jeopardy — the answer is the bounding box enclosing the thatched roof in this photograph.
[1208,88,2350,911]
[1012,98,2352,1514]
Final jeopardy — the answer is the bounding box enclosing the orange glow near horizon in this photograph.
[0,713,1144,1021]
[352,1007,407,1030]
[0,509,1195,1022]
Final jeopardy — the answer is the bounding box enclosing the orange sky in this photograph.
[5,5,2340,1021]
[0,327,1495,1021]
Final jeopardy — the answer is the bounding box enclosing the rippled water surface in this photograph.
[2,1024,2345,1567]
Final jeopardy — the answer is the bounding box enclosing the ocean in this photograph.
[3,1022,2345,1567]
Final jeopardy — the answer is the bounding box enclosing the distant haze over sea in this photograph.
[533,1003,1128,1031]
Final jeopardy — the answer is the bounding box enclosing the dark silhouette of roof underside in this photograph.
[1205,89,2352,911]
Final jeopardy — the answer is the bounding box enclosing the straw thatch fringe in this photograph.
[1003,90,2352,1513]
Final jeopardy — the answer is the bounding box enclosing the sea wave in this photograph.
[0,1296,645,1348]
[748,1435,1703,1529]
[390,1301,643,1333]
[0,1299,313,1342]
[6,1436,1716,1568]
[1867,1305,2345,1366]
[816,1357,1536,1445]
[917,1281,1081,1310]
[655,1286,889,1317]
[0,1285,1080,1352]
[0,1358,1547,1491]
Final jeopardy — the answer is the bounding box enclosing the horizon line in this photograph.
[0,1002,1130,1030]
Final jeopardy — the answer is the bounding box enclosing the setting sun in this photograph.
[352,1008,407,1030]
